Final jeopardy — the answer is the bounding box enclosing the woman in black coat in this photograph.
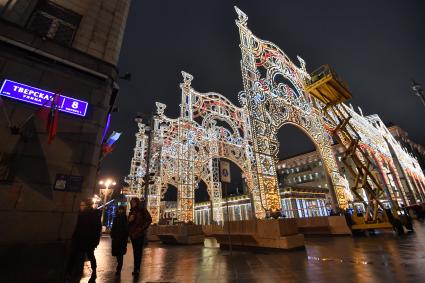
[110,206,129,275]
[66,199,101,281]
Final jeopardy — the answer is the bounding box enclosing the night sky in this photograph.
[101,0,425,191]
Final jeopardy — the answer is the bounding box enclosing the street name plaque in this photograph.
[0,79,88,117]
[54,174,83,192]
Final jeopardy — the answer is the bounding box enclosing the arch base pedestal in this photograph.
[156,224,205,245]
[205,219,305,250]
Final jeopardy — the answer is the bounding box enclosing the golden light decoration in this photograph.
[125,7,425,224]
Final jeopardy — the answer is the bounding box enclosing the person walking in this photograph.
[67,199,102,281]
[110,205,129,276]
[128,197,152,276]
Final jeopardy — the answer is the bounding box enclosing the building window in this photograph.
[26,0,81,46]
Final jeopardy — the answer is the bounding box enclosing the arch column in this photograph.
[369,151,398,204]
[147,176,162,224]
[208,158,223,223]
[419,178,425,201]
[403,170,421,205]
[314,132,351,210]
[386,158,409,205]
[419,179,425,201]
[409,173,425,202]
[177,142,196,222]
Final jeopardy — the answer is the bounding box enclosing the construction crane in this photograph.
[305,65,412,234]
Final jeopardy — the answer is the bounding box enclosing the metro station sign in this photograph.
[0,79,88,117]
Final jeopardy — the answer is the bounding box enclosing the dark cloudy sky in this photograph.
[101,0,425,184]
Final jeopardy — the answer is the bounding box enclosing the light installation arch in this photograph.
[235,7,351,214]
[126,7,425,224]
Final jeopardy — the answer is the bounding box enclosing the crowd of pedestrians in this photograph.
[65,197,152,282]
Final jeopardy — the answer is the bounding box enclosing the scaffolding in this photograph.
[305,65,412,233]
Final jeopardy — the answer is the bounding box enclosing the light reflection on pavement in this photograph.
[79,221,425,283]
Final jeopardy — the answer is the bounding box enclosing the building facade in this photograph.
[387,123,425,173]
[0,1,131,281]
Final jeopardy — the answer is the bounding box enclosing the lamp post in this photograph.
[99,178,116,227]
[411,80,425,107]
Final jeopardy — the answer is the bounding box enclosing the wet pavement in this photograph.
[79,221,425,283]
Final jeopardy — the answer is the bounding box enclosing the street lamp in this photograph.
[99,178,116,227]
[411,80,425,107]
[92,194,101,208]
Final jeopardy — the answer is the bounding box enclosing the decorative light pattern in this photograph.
[125,7,425,223]
[235,6,351,212]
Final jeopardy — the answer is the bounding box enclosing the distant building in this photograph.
[0,1,131,281]
[387,123,425,172]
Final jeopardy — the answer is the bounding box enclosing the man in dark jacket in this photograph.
[110,205,128,275]
[67,199,102,280]
[128,197,152,276]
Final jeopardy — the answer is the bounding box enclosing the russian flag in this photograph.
[102,131,122,154]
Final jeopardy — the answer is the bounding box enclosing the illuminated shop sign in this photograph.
[0,79,88,117]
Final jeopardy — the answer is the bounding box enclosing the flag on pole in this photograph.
[36,91,61,144]
[47,94,60,144]
[101,113,111,144]
[220,160,231,183]
[102,131,122,154]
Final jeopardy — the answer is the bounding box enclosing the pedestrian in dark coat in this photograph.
[128,197,152,276]
[110,205,128,275]
[67,199,102,280]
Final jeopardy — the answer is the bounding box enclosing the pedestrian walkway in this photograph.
[79,221,425,282]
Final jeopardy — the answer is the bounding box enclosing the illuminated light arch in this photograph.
[126,7,425,223]
[235,6,351,213]
[130,72,255,223]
